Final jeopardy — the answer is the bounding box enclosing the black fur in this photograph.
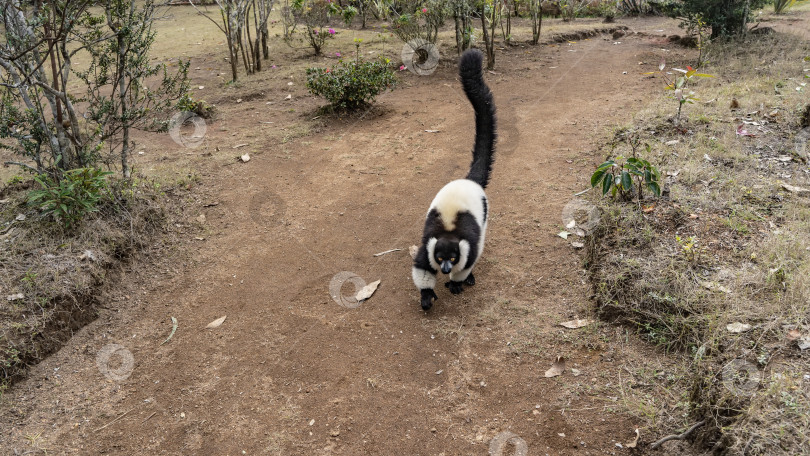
[460,50,496,189]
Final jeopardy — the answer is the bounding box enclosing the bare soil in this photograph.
[2,15,702,455]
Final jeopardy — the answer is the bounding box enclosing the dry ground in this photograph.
[1,10,721,455]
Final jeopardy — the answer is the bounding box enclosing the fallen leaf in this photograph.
[206,316,227,328]
[409,245,419,259]
[79,250,96,261]
[6,293,24,301]
[544,356,566,378]
[726,322,751,333]
[571,368,581,376]
[786,329,802,341]
[160,316,178,346]
[15,213,25,221]
[781,183,810,195]
[355,280,381,302]
[571,241,584,249]
[642,204,656,213]
[558,231,570,240]
[798,339,810,350]
[626,429,640,448]
[559,319,592,329]
[565,220,576,229]
[665,139,679,146]
[699,281,731,293]
[736,124,757,137]
[240,153,250,162]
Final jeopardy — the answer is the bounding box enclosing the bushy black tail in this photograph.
[459,49,496,189]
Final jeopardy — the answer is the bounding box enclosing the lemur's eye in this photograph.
[437,257,443,262]
[450,257,456,262]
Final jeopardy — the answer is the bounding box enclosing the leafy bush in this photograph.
[773,0,800,13]
[306,57,397,111]
[28,168,112,228]
[176,93,215,119]
[661,0,769,38]
[290,0,340,55]
[391,0,448,44]
[591,147,661,200]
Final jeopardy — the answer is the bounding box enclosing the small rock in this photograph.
[330,429,340,437]
[240,153,251,163]
[15,214,25,221]
[285,94,292,100]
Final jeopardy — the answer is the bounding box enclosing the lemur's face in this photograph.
[434,238,460,274]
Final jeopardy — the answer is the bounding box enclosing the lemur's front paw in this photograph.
[420,289,438,310]
[445,280,464,294]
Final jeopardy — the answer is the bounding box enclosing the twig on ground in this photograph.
[94,407,136,432]
[650,420,706,450]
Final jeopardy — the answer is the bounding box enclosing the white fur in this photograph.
[429,179,487,232]
[456,239,470,273]
[449,267,472,283]
[426,237,440,272]
[412,266,436,289]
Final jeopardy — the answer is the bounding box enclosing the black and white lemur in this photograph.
[412,49,496,311]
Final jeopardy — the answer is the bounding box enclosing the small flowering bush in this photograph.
[291,0,340,55]
[390,0,448,44]
[306,57,397,111]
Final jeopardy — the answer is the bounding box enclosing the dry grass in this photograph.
[587,29,810,454]
[0,178,168,388]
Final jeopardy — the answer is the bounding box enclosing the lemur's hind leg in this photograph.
[464,272,475,286]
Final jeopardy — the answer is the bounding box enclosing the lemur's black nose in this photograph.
[441,261,453,274]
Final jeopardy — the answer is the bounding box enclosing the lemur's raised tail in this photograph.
[412,49,497,311]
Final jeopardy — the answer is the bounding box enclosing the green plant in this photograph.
[591,146,661,200]
[290,0,340,55]
[645,60,713,125]
[176,93,214,119]
[305,47,397,111]
[662,0,769,38]
[391,0,448,45]
[28,168,112,228]
[773,0,803,13]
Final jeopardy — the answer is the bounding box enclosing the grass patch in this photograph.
[0,176,169,387]
[586,29,810,454]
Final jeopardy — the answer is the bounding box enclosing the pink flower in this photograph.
[422,7,427,12]
[328,28,336,35]
[313,29,318,34]
[399,65,406,71]
[335,52,341,57]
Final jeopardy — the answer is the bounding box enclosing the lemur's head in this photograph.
[434,237,460,274]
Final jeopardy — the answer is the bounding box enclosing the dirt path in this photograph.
[3,18,696,455]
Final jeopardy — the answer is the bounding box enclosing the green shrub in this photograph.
[591,144,661,201]
[176,93,214,119]
[306,57,397,111]
[661,0,769,38]
[28,168,112,228]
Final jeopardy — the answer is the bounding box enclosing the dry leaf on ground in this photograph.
[559,319,592,329]
[626,429,640,448]
[206,316,227,328]
[544,356,566,378]
[356,280,381,302]
[726,322,751,333]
